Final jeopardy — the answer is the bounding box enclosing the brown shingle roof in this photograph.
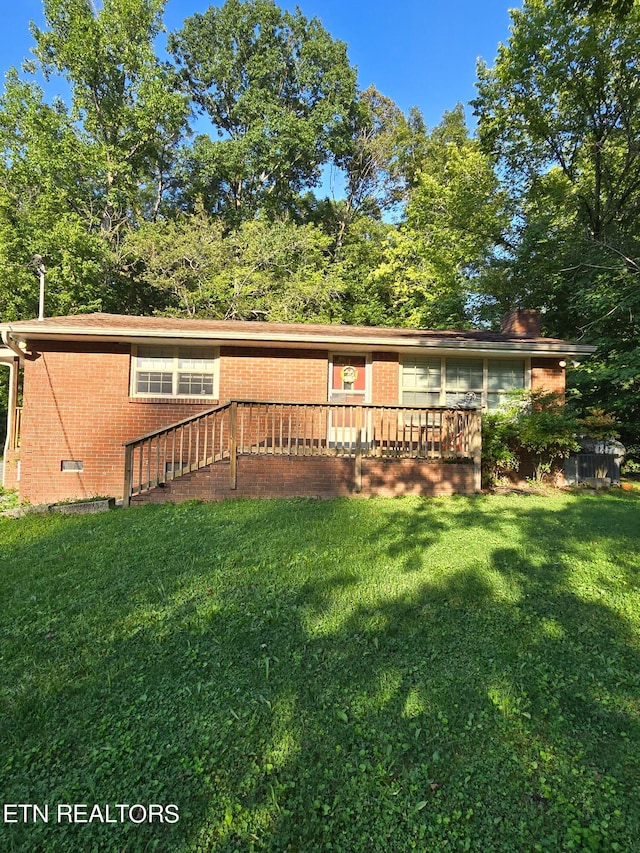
[0,312,596,354]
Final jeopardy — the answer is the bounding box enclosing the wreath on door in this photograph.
[340,365,358,385]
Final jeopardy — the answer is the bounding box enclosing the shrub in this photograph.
[515,392,580,480]
[482,391,580,483]
[481,412,520,487]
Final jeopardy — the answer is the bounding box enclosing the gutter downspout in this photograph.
[1,331,24,489]
[1,359,17,489]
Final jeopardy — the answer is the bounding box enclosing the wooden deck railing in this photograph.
[123,400,482,505]
[123,403,232,504]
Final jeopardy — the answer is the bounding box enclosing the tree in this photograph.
[168,0,357,227]
[31,0,188,237]
[124,209,346,322]
[0,72,110,318]
[332,216,395,327]
[475,0,640,245]
[328,86,405,253]
[474,0,640,451]
[122,206,230,317]
[371,106,508,328]
[0,0,189,319]
[562,0,636,18]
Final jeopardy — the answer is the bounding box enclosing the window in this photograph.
[329,354,369,403]
[487,359,525,410]
[401,358,442,407]
[401,356,527,410]
[445,358,483,407]
[132,345,218,398]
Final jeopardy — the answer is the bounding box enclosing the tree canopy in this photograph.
[1,0,639,453]
[168,0,357,227]
[474,0,640,450]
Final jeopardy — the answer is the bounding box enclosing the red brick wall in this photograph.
[3,449,19,491]
[219,346,328,402]
[531,358,565,397]
[371,352,399,404]
[17,342,374,503]
[18,341,214,504]
[133,455,476,504]
[525,358,568,483]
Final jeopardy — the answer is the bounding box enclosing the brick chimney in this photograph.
[500,309,541,338]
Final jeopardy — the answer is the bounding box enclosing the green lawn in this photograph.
[1,492,639,852]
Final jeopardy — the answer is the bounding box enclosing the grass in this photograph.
[0,487,20,511]
[0,491,639,852]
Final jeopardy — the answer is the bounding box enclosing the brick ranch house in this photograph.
[0,310,594,506]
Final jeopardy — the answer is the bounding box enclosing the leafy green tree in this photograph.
[333,216,396,326]
[125,209,346,322]
[329,86,406,253]
[169,0,357,227]
[474,0,640,451]
[0,73,110,318]
[576,407,619,440]
[384,106,431,205]
[475,0,640,245]
[0,0,188,319]
[228,220,345,323]
[371,106,508,328]
[562,0,636,18]
[122,206,230,317]
[32,0,188,236]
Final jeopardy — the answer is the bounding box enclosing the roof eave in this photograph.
[0,323,597,358]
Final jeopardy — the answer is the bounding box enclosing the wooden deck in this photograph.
[123,400,482,505]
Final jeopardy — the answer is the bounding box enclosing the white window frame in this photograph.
[399,356,531,410]
[328,352,372,403]
[131,343,220,399]
[400,355,444,408]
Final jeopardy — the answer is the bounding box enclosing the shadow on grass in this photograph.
[0,492,638,851]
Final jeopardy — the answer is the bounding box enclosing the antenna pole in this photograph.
[33,254,46,321]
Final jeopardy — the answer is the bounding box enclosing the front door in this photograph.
[328,354,368,447]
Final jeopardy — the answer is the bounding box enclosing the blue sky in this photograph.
[2,0,520,129]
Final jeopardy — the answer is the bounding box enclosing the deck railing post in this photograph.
[123,445,133,507]
[354,407,363,493]
[471,411,482,493]
[229,401,238,490]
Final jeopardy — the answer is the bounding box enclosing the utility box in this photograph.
[565,439,625,486]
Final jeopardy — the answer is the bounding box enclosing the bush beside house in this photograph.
[482,391,583,485]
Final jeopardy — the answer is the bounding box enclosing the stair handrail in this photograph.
[123,402,230,448]
[123,402,232,505]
